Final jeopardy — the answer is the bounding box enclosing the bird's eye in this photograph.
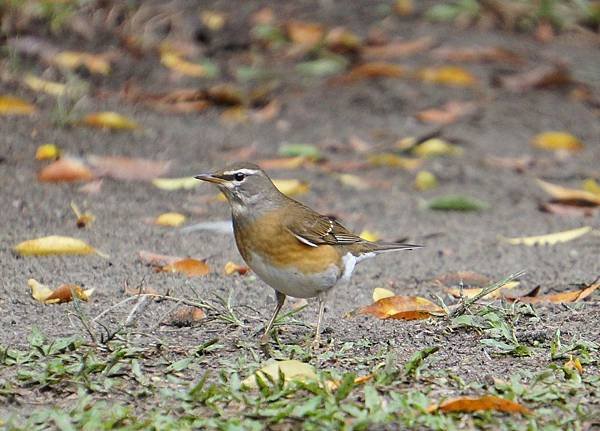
[234,172,245,181]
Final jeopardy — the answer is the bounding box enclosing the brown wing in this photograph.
[285,204,363,247]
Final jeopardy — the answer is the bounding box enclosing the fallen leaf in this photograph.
[368,153,423,171]
[357,296,444,320]
[500,226,591,246]
[207,83,244,106]
[28,279,94,304]
[297,57,348,77]
[78,179,103,194]
[508,282,598,304]
[496,63,571,92]
[431,46,522,64]
[536,180,600,206]
[337,62,406,83]
[220,106,248,125]
[359,230,380,242]
[531,131,582,152]
[565,356,584,374]
[258,157,307,170]
[128,88,210,113]
[278,143,321,160]
[139,250,181,267]
[242,360,317,388]
[337,174,371,190]
[428,395,530,414]
[373,287,395,302]
[38,157,94,182]
[54,51,111,75]
[200,10,226,31]
[153,176,199,191]
[224,261,250,275]
[251,99,281,123]
[416,66,477,87]
[160,52,217,78]
[363,36,435,60]
[23,75,66,97]
[484,155,535,173]
[582,179,600,196]
[35,144,60,161]
[87,155,171,181]
[416,101,477,125]
[415,170,438,191]
[412,138,463,157]
[325,27,361,54]
[0,95,36,115]
[539,202,596,217]
[162,258,210,277]
[285,20,324,47]
[427,195,488,211]
[154,212,187,227]
[166,306,206,326]
[14,235,99,256]
[82,112,139,130]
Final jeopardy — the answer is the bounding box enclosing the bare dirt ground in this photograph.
[1,1,599,429]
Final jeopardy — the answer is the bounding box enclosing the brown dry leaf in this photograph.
[368,153,423,171]
[325,27,361,54]
[428,395,530,415]
[35,144,60,161]
[416,66,477,87]
[38,157,94,182]
[416,101,477,125]
[166,306,206,326]
[357,295,445,320]
[132,88,210,113]
[285,20,324,47]
[258,157,306,170]
[207,83,245,106]
[363,36,434,60]
[14,235,98,256]
[539,202,597,217]
[531,131,583,152]
[54,51,111,75]
[28,279,94,304]
[82,112,139,130]
[445,284,519,300]
[162,258,210,277]
[509,282,598,304]
[0,95,36,115]
[496,63,571,92]
[87,155,171,181]
[336,62,406,83]
[431,46,522,64]
[536,179,600,206]
[154,212,187,227]
[500,226,591,246]
[224,261,250,275]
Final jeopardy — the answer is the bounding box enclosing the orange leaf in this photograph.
[82,112,138,130]
[138,250,181,267]
[87,155,171,181]
[162,258,210,277]
[363,37,434,60]
[429,395,530,414]
[45,284,91,304]
[337,62,406,83]
[531,131,583,152]
[0,95,36,115]
[357,295,444,320]
[508,283,598,304]
[417,66,477,87]
[497,63,571,92]
[38,157,94,182]
[285,20,324,46]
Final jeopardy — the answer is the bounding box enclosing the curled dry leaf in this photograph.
[162,258,210,277]
[540,202,597,217]
[536,179,600,206]
[154,212,187,227]
[0,95,36,115]
[82,112,139,130]
[431,46,523,64]
[153,177,199,191]
[372,287,395,302]
[416,66,477,87]
[224,261,250,275]
[38,157,94,182]
[139,250,181,267]
[14,235,98,256]
[357,295,445,320]
[166,306,206,327]
[242,360,317,389]
[363,36,435,60]
[35,144,60,161]
[507,282,598,304]
[416,101,477,125]
[500,226,591,246]
[130,88,210,113]
[531,131,582,152]
[87,155,171,181]
[496,63,571,92]
[28,279,94,304]
[428,395,530,415]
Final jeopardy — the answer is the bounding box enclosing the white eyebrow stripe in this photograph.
[223,168,259,176]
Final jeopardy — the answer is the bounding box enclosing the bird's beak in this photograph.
[194,173,226,184]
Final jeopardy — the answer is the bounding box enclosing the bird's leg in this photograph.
[260,291,286,345]
[312,294,327,348]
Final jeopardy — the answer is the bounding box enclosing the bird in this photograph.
[195,162,422,346]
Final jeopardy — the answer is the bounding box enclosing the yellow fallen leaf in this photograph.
[242,360,317,388]
[82,112,139,130]
[445,282,519,300]
[536,179,600,206]
[565,355,583,374]
[160,52,210,77]
[532,131,582,152]
[508,282,598,304]
[428,395,530,414]
[412,138,462,158]
[153,176,199,191]
[337,174,370,190]
[200,10,226,31]
[54,51,110,75]
[373,287,395,302]
[154,212,186,227]
[0,95,36,115]
[286,20,325,46]
[28,279,94,304]
[415,170,438,191]
[224,261,250,275]
[582,178,600,196]
[14,235,98,256]
[368,153,423,171]
[357,295,445,320]
[417,66,477,87]
[23,74,66,97]
[28,279,53,302]
[500,226,591,246]
[359,230,380,242]
[35,144,60,161]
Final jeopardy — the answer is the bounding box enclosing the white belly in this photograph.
[247,252,341,298]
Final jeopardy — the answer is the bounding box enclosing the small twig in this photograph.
[448,270,527,319]
[124,295,150,327]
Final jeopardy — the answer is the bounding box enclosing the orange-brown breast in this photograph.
[234,208,343,275]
